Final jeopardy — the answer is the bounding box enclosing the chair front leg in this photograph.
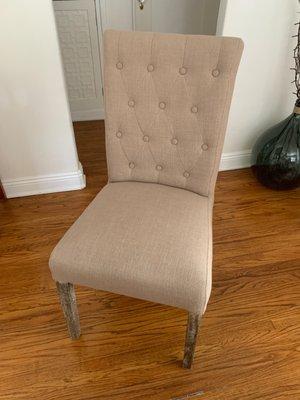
[182,312,200,369]
[56,282,81,340]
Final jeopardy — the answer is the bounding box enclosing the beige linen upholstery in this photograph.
[104,30,243,197]
[50,182,212,313]
[50,30,243,315]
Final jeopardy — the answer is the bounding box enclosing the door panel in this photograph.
[53,0,104,121]
[134,0,220,35]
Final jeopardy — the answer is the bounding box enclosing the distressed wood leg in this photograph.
[56,282,81,340]
[182,312,200,369]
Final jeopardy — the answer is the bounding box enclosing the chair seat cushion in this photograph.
[49,182,212,313]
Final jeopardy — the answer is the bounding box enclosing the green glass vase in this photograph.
[251,105,300,190]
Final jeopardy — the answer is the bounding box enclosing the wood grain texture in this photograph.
[0,120,299,400]
[183,313,200,369]
[56,282,81,340]
[0,180,6,200]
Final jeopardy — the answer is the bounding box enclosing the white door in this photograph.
[134,0,220,35]
[53,0,104,121]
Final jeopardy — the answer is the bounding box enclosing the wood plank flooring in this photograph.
[0,120,299,400]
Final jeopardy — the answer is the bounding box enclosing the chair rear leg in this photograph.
[182,312,200,369]
[56,282,81,340]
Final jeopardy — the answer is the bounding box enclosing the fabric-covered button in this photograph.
[116,61,123,70]
[179,66,187,75]
[212,69,220,77]
[116,131,122,138]
[129,162,135,169]
[159,102,166,110]
[156,165,163,171]
[128,100,135,107]
[147,64,154,72]
[171,138,178,145]
[202,143,209,151]
[191,105,198,113]
[143,135,149,142]
[183,171,190,178]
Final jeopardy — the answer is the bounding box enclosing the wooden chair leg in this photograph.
[56,282,81,340]
[182,312,200,369]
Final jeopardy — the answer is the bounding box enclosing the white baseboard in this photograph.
[71,108,104,122]
[220,150,252,171]
[2,151,250,198]
[3,163,86,198]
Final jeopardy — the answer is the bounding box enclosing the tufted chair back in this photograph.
[103,30,243,197]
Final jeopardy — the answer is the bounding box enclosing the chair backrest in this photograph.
[103,30,243,197]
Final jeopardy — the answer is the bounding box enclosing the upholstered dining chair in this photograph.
[50,30,243,368]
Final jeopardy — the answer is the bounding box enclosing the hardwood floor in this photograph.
[0,120,299,400]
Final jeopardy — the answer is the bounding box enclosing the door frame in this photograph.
[95,0,105,80]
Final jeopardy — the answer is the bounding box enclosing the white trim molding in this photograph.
[219,150,252,171]
[2,152,250,199]
[3,163,86,198]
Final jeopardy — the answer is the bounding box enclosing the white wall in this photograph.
[0,0,85,198]
[217,0,298,169]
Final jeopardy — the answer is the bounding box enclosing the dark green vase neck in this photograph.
[293,102,300,116]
